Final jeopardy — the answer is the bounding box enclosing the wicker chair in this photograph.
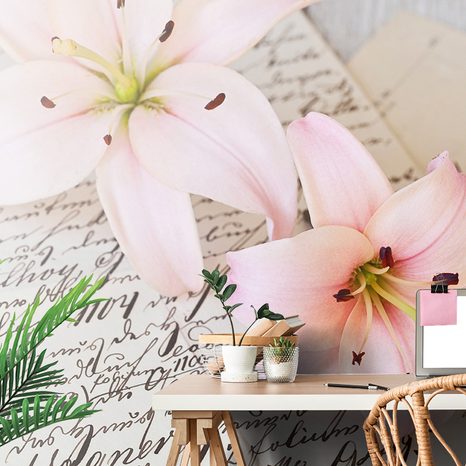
[364,374,466,466]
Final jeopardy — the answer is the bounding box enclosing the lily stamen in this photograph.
[359,289,373,353]
[141,88,227,111]
[363,263,390,275]
[352,351,365,366]
[159,20,175,43]
[370,281,416,319]
[40,96,56,109]
[139,19,175,81]
[351,271,367,296]
[382,272,431,288]
[334,245,421,370]
[380,246,394,267]
[40,90,76,108]
[370,290,410,369]
[52,38,139,103]
[333,289,354,302]
[205,93,226,110]
[52,38,118,76]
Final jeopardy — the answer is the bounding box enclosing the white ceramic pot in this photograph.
[221,345,258,383]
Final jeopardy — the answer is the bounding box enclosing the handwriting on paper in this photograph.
[0,12,419,465]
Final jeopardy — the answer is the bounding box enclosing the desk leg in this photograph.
[206,428,227,465]
[181,444,190,466]
[222,411,246,466]
[166,427,182,466]
[168,410,245,465]
[189,419,202,466]
[210,444,216,466]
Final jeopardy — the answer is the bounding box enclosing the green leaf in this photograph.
[0,416,12,441]
[257,303,284,321]
[0,275,103,446]
[75,277,105,309]
[257,303,269,313]
[68,402,99,420]
[0,394,97,447]
[257,309,271,319]
[10,408,20,437]
[0,316,15,378]
[61,395,78,420]
[215,275,227,292]
[33,395,40,429]
[222,284,237,301]
[211,269,220,283]
[201,269,212,279]
[52,395,67,422]
[228,303,243,313]
[21,399,29,433]
[43,396,55,420]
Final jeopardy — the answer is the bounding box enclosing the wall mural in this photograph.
[0,10,464,466]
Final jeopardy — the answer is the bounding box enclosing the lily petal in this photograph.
[0,61,117,204]
[115,0,172,79]
[96,131,204,296]
[227,225,374,363]
[48,0,122,66]
[0,0,52,61]
[130,62,297,240]
[154,0,317,66]
[287,112,393,232]
[339,300,414,373]
[365,152,466,282]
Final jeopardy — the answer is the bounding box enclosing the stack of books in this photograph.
[246,315,305,338]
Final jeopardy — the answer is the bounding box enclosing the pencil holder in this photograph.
[263,346,299,383]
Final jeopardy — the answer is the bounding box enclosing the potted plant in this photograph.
[202,269,284,383]
[263,337,299,383]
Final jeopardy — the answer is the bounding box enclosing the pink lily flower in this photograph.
[228,113,466,373]
[0,0,315,295]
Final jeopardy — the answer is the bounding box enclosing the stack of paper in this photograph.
[349,12,466,171]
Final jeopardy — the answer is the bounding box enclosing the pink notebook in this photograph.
[419,290,457,326]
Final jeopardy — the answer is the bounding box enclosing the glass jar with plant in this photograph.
[202,269,284,383]
[263,336,299,383]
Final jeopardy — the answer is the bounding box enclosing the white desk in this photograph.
[153,373,466,411]
[153,374,466,465]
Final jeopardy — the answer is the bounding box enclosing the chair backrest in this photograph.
[363,374,466,466]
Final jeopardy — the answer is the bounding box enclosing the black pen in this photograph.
[324,383,389,391]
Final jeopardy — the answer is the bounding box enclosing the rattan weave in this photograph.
[364,373,466,466]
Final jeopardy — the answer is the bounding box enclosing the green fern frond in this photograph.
[0,349,64,417]
[0,394,97,445]
[0,277,106,378]
[0,275,105,446]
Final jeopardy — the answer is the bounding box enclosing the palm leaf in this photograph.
[0,394,97,446]
[0,275,105,446]
[0,277,104,382]
[0,350,64,417]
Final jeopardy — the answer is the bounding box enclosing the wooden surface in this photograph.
[153,374,466,412]
[307,0,466,61]
[198,334,298,346]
